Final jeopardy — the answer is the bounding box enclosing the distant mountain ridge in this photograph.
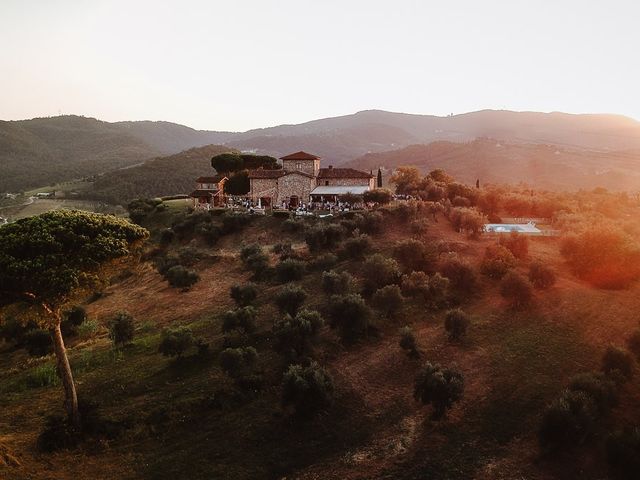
[346,139,640,191]
[227,109,640,161]
[3,109,640,192]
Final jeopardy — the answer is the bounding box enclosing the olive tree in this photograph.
[0,210,148,428]
[414,362,464,419]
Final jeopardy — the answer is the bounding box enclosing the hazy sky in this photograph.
[1,0,639,131]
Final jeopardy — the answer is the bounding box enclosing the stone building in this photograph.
[248,151,374,207]
[189,175,227,209]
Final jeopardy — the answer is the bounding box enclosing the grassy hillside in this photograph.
[2,179,640,479]
[0,116,159,193]
[347,139,640,191]
[87,144,237,204]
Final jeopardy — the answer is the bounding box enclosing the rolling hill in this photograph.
[87,144,237,204]
[0,116,158,193]
[225,109,640,163]
[4,110,640,194]
[0,117,233,193]
[346,139,640,191]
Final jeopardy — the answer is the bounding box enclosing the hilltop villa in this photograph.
[248,151,374,208]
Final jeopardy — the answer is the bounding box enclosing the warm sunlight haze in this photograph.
[2,2,640,480]
[1,0,640,130]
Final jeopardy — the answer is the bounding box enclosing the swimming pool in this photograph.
[484,222,542,234]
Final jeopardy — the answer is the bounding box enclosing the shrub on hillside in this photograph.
[219,346,258,377]
[159,228,175,246]
[222,330,249,349]
[240,244,271,280]
[427,272,450,305]
[401,270,429,297]
[499,271,533,309]
[305,223,344,252]
[528,261,557,289]
[627,330,640,360]
[0,317,37,346]
[362,254,401,295]
[327,294,371,344]
[272,242,293,259]
[230,283,258,307]
[222,306,257,334]
[282,218,305,234]
[410,219,429,235]
[393,239,436,272]
[448,207,487,238]
[127,198,163,224]
[399,326,420,359]
[444,309,470,341]
[353,211,384,234]
[480,244,517,279]
[439,255,477,294]
[108,311,135,347]
[24,329,53,357]
[401,271,449,306]
[321,270,355,296]
[195,222,222,245]
[165,265,199,289]
[340,234,372,260]
[414,362,464,419]
[273,309,324,357]
[282,361,334,417]
[560,226,640,289]
[363,188,393,205]
[171,210,211,238]
[539,390,598,450]
[371,285,404,318]
[275,259,306,283]
[275,285,307,316]
[155,247,202,277]
[499,232,529,259]
[221,213,252,235]
[452,196,471,207]
[308,253,338,271]
[240,243,263,262]
[394,201,420,222]
[606,427,640,480]
[602,346,634,381]
[61,306,87,338]
[568,371,619,414]
[158,326,196,357]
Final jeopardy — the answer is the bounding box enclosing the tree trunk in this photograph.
[50,322,81,429]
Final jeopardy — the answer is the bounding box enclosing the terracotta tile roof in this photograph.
[280,151,320,161]
[189,189,214,198]
[248,169,314,179]
[196,176,224,183]
[317,167,373,179]
[248,169,287,179]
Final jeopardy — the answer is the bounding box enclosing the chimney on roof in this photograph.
[328,165,333,169]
